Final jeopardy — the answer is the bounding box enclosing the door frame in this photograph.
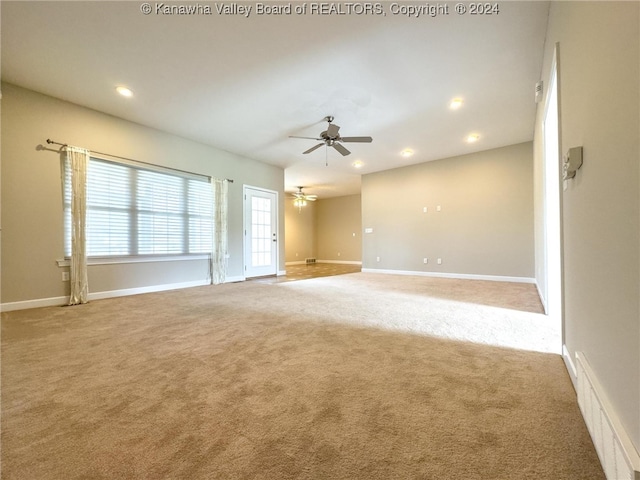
[542,44,564,344]
[243,185,279,279]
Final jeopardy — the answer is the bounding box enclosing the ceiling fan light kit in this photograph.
[292,186,317,212]
[290,116,373,164]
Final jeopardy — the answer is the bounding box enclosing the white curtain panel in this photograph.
[210,178,229,285]
[65,146,90,305]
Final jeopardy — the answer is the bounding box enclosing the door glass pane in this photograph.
[251,195,272,267]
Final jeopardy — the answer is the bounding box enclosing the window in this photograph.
[64,157,212,258]
[251,196,272,267]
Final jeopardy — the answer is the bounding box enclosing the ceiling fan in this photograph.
[291,186,317,211]
[290,116,373,157]
[292,186,317,202]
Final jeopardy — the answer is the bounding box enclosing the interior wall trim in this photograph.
[317,260,362,265]
[563,344,577,387]
[361,268,536,284]
[0,278,246,312]
[576,352,640,479]
[536,282,548,314]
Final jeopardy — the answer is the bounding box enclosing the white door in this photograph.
[244,186,278,278]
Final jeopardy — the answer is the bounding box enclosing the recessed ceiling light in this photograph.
[466,133,480,143]
[400,149,414,158]
[352,160,364,168]
[116,86,133,97]
[450,98,464,109]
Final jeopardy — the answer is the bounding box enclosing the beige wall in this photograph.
[534,2,639,448]
[1,83,285,305]
[316,194,361,263]
[284,199,316,263]
[284,194,362,264]
[362,142,534,278]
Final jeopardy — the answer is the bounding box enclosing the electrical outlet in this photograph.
[437,258,442,265]
[376,256,380,262]
[423,206,428,213]
[337,252,341,257]
[423,258,428,264]
[62,271,70,282]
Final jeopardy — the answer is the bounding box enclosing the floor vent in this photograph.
[305,258,316,264]
[575,352,640,480]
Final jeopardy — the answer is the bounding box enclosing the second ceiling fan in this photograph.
[290,116,373,157]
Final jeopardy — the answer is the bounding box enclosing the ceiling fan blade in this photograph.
[333,143,351,156]
[290,135,323,140]
[303,143,324,154]
[326,123,340,138]
[306,195,318,201]
[340,136,373,143]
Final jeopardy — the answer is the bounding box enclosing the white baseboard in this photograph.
[575,352,640,480]
[562,344,577,388]
[317,260,362,265]
[286,260,362,266]
[1,295,71,312]
[536,281,548,315]
[361,268,536,284]
[88,280,210,302]
[0,278,228,312]
[224,275,245,283]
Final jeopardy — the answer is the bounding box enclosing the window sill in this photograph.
[56,255,209,267]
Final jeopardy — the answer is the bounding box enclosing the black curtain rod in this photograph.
[46,139,234,183]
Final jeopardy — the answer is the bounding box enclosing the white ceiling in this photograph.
[1,1,549,198]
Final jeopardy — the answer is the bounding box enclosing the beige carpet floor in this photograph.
[1,273,604,479]
[252,263,361,283]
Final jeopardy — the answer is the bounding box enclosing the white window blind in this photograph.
[64,157,212,258]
